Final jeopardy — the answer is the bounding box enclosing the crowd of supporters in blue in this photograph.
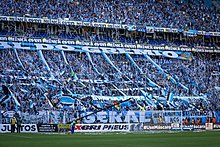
[0,0,219,121]
[0,0,220,31]
[0,47,219,114]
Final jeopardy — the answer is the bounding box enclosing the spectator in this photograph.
[16,117,22,133]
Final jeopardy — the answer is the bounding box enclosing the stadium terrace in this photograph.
[0,0,220,32]
[0,0,220,133]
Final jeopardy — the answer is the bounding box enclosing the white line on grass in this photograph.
[0,134,33,139]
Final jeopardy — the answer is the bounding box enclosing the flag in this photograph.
[148,79,159,87]
[168,92,174,103]
[167,75,171,80]
[113,100,120,110]
[215,86,220,91]
[127,25,136,31]
[71,71,78,80]
[71,71,75,77]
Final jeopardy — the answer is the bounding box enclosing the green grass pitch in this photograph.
[0,131,220,147]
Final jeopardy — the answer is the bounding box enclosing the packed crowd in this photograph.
[0,47,219,117]
[0,0,219,32]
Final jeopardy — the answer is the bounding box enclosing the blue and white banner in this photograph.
[80,111,152,124]
[0,41,195,60]
[86,52,101,74]
[38,50,50,71]
[101,52,122,73]
[0,37,218,53]
[125,53,143,74]
[13,48,25,70]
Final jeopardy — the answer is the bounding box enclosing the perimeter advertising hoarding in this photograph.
[143,124,220,130]
[0,124,38,133]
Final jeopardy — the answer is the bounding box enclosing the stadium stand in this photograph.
[0,0,219,126]
[0,0,220,31]
[0,44,219,111]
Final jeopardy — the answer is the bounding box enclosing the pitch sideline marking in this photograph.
[0,133,33,139]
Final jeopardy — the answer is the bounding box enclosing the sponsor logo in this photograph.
[37,124,58,132]
[143,125,171,130]
[58,124,70,129]
[74,124,130,132]
[0,124,37,133]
